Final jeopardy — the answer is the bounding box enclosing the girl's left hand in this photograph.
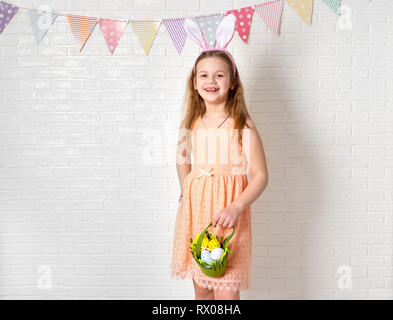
[212,203,243,229]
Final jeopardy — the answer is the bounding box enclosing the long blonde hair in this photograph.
[181,50,251,148]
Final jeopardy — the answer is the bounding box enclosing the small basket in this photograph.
[189,222,235,278]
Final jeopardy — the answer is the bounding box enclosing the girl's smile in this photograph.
[194,57,234,106]
[204,87,219,93]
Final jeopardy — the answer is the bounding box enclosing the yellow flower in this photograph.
[208,238,220,251]
[202,237,210,247]
[195,233,209,246]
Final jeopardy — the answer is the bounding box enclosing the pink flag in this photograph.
[255,0,284,35]
[99,18,128,55]
[225,6,255,44]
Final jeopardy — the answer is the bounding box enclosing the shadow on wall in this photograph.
[241,75,333,300]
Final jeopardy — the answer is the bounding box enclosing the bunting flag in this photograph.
[99,18,128,55]
[0,1,344,56]
[285,0,314,25]
[0,1,18,34]
[27,9,58,44]
[323,0,341,15]
[193,14,223,48]
[226,6,255,43]
[162,17,187,54]
[67,14,98,52]
[255,0,284,35]
[130,20,161,55]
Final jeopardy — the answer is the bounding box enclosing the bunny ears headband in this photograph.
[184,14,237,77]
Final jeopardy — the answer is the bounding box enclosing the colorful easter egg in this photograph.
[201,250,213,268]
[210,247,225,261]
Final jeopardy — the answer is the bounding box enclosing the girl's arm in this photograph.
[232,117,269,211]
[177,161,191,198]
[176,120,192,200]
[213,118,268,228]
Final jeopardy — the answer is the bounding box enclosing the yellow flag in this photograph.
[285,0,314,25]
[130,20,161,55]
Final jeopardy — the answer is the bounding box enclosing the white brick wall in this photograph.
[0,0,392,299]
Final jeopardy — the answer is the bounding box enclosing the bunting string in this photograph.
[0,0,341,55]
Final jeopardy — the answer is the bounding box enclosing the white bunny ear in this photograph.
[215,14,236,50]
[184,18,209,50]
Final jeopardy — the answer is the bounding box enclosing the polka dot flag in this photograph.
[99,18,128,55]
[285,0,314,25]
[323,0,341,15]
[193,14,223,48]
[225,6,255,44]
[27,9,58,45]
[0,1,19,34]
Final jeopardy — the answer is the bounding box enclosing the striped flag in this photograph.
[285,0,314,25]
[162,17,187,55]
[67,14,98,52]
[255,0,284,35]
[130,20,161,56]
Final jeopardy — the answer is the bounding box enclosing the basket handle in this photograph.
[195,222,235,257]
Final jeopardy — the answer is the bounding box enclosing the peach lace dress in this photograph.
[170,115,252,292]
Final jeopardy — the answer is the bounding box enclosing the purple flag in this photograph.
[0,1,19,34]
[163,17,187,55]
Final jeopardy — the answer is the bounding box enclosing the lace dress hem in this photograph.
[170,263,250,292]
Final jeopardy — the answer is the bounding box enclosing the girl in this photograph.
[170,16,268,300]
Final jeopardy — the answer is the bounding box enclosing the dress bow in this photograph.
[197,168,214,178]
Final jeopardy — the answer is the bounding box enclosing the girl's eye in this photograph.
[200,74,224,77]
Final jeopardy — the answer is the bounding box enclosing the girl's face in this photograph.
[193,56,234,106]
